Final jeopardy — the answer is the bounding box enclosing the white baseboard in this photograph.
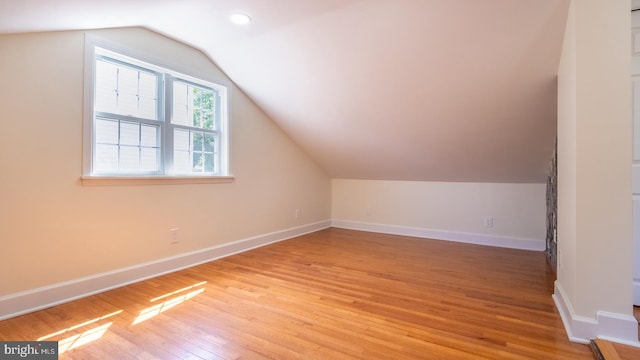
[0,220,331,321]
[331,219,545,251]
[553,281,640,346]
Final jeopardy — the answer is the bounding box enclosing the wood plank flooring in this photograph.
[0,228,594,359]
[608,306,640,359]
[591,339,621,360]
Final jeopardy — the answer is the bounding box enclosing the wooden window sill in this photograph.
[81,175,235,186]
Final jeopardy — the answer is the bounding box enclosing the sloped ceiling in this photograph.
[0,0,570,183]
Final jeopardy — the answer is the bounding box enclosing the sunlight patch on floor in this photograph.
[37,310,122,341]
[133,282,207,325]
[57,322,112,354]
[37,310,123,354]
[150,281,207,302]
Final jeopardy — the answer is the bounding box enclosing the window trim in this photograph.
[82,34,233,183]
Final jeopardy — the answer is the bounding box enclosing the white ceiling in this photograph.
[0,0,571,183]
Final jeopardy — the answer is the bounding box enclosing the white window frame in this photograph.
[82,35,232,185]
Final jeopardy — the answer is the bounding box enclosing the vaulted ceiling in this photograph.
[0,0,570,183]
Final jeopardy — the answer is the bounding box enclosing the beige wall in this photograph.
[557,0,632,317]
[0,28,331,296]
[332,179,546,243]
[557,0,578,313]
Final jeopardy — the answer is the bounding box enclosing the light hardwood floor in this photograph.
[0,228,594,359]
[609,307,640,359]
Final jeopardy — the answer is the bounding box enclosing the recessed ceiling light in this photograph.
[229,13,252,25]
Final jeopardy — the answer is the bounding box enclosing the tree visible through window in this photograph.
[172,82,218,174]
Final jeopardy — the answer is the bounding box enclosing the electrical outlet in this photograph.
[365,206,372,217]
[484,216,494,228]
[295,209,301,219]
[170,228,180,244]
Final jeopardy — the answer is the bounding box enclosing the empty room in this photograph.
[0,1,638,359]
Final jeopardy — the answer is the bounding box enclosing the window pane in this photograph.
[202,111,214,130]
[96,59,159,120]
[140,147,159,171]
[192,153,203,172]
[138,98,157,119]
[120,122,139,146]
[95,60,118,113]
[174,129,189,151]
[119,146,139,170]
[174,150,190,173]
[192,132,203,152]
[193,87,215,130]
[172,81,216,130]
[140,124,158,147]
[117,66,139,116]
[95,119,118,144]
[172,82,189,126]
[204,134,215,152]
[138,72,157,119]
[204,153,214,172]
[95,144,118,172]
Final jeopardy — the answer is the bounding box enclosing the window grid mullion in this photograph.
[137,122,142,171]
[164,74,174,175]
[95,112,160,125]
[117,120,122,171]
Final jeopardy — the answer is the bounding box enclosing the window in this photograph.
[84,41,230,180]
